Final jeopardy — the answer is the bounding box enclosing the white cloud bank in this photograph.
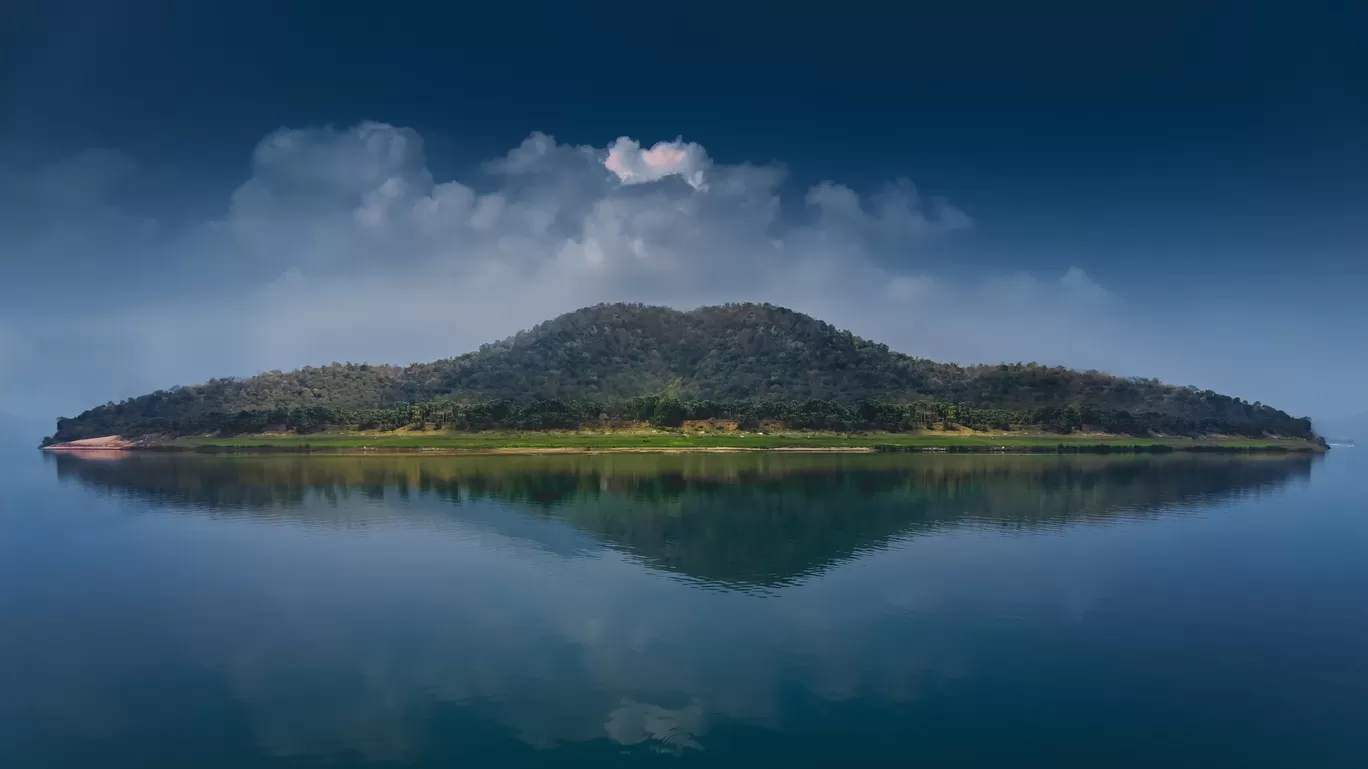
[2,120,1345,424]
[172,121,1107,378]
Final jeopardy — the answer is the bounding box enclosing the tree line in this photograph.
[46,394,1316,444]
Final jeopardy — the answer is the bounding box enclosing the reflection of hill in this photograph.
[52,452,1316,587]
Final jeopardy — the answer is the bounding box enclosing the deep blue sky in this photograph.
[1,0,1365,432]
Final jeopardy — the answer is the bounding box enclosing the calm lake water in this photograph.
[2,448,1364,768]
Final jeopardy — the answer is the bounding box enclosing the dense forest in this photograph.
[45,303,1316,443]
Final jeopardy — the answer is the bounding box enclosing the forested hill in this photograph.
[48,303,1315,442]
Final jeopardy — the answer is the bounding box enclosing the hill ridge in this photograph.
[46,303,1315,442]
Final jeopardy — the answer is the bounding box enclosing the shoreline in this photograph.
[43,445,882,456]
[40,432,1329,456]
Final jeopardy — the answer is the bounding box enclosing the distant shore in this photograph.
[41,431,1329,455]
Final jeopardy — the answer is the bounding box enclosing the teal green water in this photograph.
[2,449,1364,768]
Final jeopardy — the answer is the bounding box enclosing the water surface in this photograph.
[2,449,1364,767]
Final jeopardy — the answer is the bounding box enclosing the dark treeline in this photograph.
[49,394,1316,443]
[46,303,1318,443]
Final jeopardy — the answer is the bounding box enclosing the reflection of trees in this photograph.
[52,452,1315,587]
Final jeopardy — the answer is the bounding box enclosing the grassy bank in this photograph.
[162,429,1326,454]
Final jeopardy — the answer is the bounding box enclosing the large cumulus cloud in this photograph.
[166,121,1107,376]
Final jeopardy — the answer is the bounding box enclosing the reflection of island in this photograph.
[51,452,1317,588]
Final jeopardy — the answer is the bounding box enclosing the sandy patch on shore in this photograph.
[41,436,137,451]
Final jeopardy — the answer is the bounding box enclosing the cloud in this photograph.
[604,136,710,190]
[806,178,972,236]
[181,123,1031,381]
[252,121,430,195]
[204,124,974,313]
[4,120,1354,420]
[1060,266,1109,303]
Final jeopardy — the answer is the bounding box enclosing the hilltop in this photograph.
[46,303,1316,445]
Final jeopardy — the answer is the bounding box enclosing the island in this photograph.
[41,303,1327,454]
